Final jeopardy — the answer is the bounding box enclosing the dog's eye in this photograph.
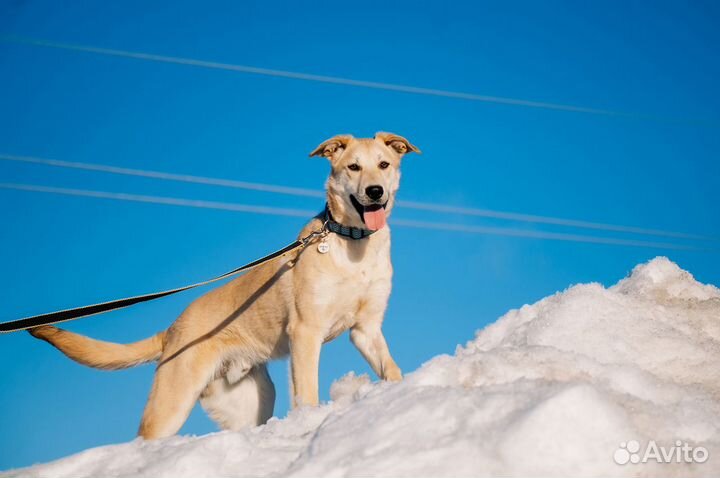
[378,161,390,170]
[348,164,361,171]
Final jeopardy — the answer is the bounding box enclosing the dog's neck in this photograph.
[325,193,391,239]
[326,193,365,230]
[323,204,375,240]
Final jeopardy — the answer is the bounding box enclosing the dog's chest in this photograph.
[299,234,392,337]
[323,241,390,304]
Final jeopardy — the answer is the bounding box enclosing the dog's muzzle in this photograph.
[350,194,388,231]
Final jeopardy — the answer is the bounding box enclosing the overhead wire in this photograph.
[0,182,711,252]
[2,36,718,126]
[1,153,715,243]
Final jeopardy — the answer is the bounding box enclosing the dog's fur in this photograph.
[29,132,420,439]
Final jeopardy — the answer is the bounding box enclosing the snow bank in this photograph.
[5,257,719,477]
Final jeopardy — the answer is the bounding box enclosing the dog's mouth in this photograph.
[350,195,388,231]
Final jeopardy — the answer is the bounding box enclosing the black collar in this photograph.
[324,204,376,240]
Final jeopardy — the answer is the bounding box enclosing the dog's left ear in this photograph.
[375,132,421,156]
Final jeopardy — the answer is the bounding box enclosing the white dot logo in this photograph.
[614,440,641,465]
[613,439,710,465]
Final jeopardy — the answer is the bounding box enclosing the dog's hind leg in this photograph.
[200,363,275,430]
[137,344,221,439]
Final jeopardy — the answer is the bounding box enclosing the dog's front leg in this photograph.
[288,322,323,407]
[350,322,402,382]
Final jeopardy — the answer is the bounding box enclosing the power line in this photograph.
[0,183,314,217]
[0,182,710,252]
[1,153,715,243]
[0,154,324,198]
[394,200,717,242]
[390,219,708,251]
[3,35,716,125]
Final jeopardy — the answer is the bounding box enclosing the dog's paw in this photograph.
[384,366,403,382]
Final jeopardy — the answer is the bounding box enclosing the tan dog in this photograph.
[29,132,420,439]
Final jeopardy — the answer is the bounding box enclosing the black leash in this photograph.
[0,227,327,334]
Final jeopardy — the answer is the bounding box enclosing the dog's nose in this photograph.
[365,185,384,201]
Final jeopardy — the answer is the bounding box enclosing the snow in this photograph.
[4,257,719,477]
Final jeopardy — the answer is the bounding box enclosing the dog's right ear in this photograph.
[309,135,353,160]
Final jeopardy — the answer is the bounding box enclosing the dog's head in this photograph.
[310,132,420,231]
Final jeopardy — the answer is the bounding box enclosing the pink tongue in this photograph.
[363,207,387,231]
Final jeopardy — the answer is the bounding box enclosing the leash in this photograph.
[0,225,330,334]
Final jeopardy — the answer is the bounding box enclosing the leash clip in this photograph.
[300,219,330,247]
[317,219,331,253]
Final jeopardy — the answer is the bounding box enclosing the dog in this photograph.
[29,132,420,439]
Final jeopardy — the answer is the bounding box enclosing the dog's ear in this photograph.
[375,132,421,155]
[309,135,354,159]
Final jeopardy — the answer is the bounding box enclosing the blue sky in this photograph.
[1,0,719,470]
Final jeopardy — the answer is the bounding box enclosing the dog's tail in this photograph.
[29,325,166,370]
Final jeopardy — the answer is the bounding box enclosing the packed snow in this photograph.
[4,257,719,477]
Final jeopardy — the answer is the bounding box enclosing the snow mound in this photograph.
[5,257,719,477]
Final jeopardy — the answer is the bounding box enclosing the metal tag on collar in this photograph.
[317,220,330,254]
